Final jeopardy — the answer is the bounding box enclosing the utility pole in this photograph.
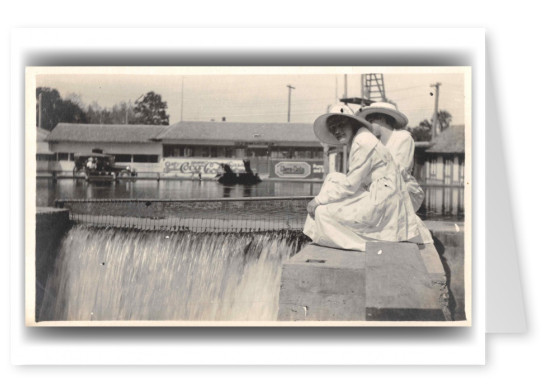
[126,99,131,124]
[180,77,184,122]
[431,82,441,139]
[286,84,295,122]
[38,92,42,128]
[344,75,348,99]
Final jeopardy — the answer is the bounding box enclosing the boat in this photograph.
[217,160,262,185]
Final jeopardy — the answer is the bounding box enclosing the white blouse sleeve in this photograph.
[315,138,375,205]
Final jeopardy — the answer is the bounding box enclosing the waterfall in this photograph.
[38,225,307,321]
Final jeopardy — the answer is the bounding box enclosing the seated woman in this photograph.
[355,101,424,211]
[303,105,432,251]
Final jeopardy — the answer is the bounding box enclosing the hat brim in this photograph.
[356,106,408,129]
[313,113,374,146]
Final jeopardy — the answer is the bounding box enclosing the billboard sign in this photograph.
[162,158,245,179]
[270,160,324,179]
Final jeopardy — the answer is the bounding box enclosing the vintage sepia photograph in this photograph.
[26,66,471,326]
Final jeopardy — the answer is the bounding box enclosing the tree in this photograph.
[436,110,452,131]
[408,110,453,142]
[65,92,85,109]
[36,87,88,130]
[85,100,138,125]
[409,119,432,142]
[132,91,170,125]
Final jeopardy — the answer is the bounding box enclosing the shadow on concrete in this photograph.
[433,235,464,321]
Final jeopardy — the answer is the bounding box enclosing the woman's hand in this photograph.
[307,199,320,219]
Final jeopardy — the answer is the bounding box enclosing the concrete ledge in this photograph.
[35,208,70,321]
[278,241,452,322]
[278,244,366,321]
[364,242,450,321]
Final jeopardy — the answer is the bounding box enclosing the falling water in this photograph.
[38,225,307,321]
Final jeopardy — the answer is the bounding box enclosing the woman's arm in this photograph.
[315,140,375,205]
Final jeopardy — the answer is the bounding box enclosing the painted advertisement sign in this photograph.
[270,160,324,179]
[162,158,245,179]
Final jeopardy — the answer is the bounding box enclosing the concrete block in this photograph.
[35,208,70,321]
[278,244,366,321]
[418,243,447,283]
[365,242,449,321]
[278,242,451,322]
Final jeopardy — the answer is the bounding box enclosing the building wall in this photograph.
[42,141,326,176]
[422,153,464,186]
[46,141,163,173]
[49,141,162,155]
[417,152,465,217]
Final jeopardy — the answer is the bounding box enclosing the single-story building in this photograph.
[36,127,55,172]
[40,121,465,190]
[414,125,466,217]
[155,121,324,179]
[418,124,465,185]
[45,123,166,173]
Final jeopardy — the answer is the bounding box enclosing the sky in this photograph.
[37,68,467,128]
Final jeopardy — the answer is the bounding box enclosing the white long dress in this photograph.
[303,128,431,251]
[385,130,433,244]
[385,130,425,211]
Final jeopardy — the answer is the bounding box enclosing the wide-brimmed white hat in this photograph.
[355,101,408,129]
[313,103,374,146]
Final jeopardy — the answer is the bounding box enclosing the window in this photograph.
[459,159,465,184]
[164,145,244,159]
[163,145,173,157]
[312,150,324,159]
[115,154,132,163]
[430,158,437,179]
[452,156,460,183]
[36,154,55,161]
[225,148,235,158]
[191,146,208,157]
[235,148,246,158]
[133,155,158,163]
[444,158,452,185]
[163,145,192,157]
[56,153,69,161]
[294,149,309,159]
[270,148,291,159]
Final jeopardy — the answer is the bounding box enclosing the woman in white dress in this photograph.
[303,105,432,251]
[356,102,424,211]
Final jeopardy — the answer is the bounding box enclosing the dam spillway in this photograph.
[34,199,466,324]
[38,225,307,321]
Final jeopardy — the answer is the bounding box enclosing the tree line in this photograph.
[408,110,452,142]
[36,88,170,131]
[36,86,452,142]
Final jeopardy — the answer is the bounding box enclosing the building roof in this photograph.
[37,127,53,154]
[37,127,50,141]
[156,121,319,144]
[47,123,167,143]
[426,125,465,154]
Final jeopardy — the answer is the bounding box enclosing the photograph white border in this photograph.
[25,65,472,329]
